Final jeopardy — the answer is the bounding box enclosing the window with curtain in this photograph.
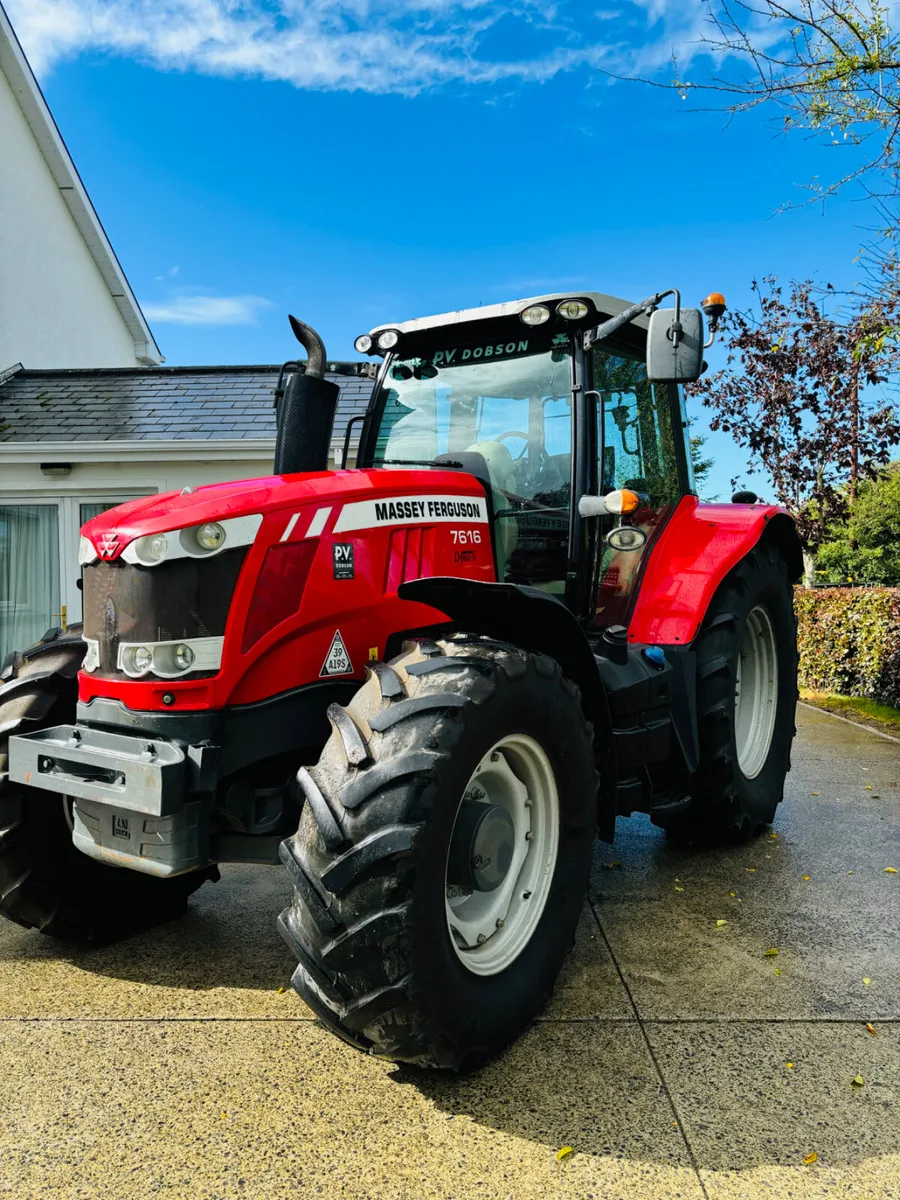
[0,505,60,660]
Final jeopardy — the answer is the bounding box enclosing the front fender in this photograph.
[628,497,802,645]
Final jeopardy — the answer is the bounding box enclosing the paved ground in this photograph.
[1,703,898,1200]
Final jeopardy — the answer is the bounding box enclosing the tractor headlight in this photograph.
[557,299,589,320]
[196,522,226,551]
[148,533,169,561]
[117,636,224,679]
[125,645,153,675]
[174,643,195,670]
[79,535,98,566]
[520,305,550,326]
[121,514,263,567]
[354,334,373,353]
[376,329,400,351]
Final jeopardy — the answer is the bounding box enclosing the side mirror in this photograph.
[646,307,705,382]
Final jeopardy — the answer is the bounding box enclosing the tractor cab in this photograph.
[354,291,696,629]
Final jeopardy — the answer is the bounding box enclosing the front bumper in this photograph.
[8,724,220,877]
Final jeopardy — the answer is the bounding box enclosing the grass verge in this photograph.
[800,689,900,734]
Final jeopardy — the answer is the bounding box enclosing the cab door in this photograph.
[588,346,690,629]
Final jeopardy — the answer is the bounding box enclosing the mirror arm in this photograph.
[584,288,681,351]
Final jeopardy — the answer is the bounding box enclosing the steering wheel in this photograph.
[495,430,551,492]
[495,431,530,460]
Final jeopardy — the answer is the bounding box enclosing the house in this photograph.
[0,2,160,370]
[0,3,375,662]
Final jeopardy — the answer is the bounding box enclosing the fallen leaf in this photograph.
[556,1146,574,1163]
[729,891,736,897]
[851,1075,865,1087]
[774,968,782,976]
[674,885,684,892]
[811,792,819,797]
[715,919,728,927]
[863,977,871,986]
[803,875,811,881]
[770,832,778,839]
[276,986,286,994]
[866,1023,877,1037]
[885,867,897,874]
[803,1152,818,1165]
[746,867,756,873]
[849,871,855,875]
[764,947,779,957]
[786,1062,794,1068]
[865,785,872,790]
[605,861,621,870]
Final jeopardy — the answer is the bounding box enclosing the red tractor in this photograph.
[1,288,800,1070]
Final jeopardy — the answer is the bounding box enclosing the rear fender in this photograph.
[397,578,616,833]
[628,498,802,646]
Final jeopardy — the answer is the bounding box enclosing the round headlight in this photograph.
[130,645,153,674]
[174,643,195,671]
[557,299,589,320]
[354,334,373,354]
[147,533,168,562]
[606,526,647,552]
[196,522,226,551]
[376,329,400,350]
[520,305,550,326]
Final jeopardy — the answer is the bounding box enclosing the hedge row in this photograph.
[794,586,900,708]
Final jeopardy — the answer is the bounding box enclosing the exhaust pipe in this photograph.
[273,315,340,474]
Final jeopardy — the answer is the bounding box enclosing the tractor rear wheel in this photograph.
[278,635,597,1070]
[654,542,798,842]
[0,629,215,942]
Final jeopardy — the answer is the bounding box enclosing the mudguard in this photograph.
[628,497,802,646]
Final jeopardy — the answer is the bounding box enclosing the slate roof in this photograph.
[0,363,376,443]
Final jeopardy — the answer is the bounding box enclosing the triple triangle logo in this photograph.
[320,629,353,677]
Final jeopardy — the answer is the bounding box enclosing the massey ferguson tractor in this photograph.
[0,288,800,1070]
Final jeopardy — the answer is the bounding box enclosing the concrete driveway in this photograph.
[1,703,898,1199]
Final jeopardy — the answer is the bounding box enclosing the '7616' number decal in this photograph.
[451,529,482,544]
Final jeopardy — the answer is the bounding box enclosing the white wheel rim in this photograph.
[445,734,559,977]
[734,605,779,779]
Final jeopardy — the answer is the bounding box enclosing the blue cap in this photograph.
[642,646,666,668]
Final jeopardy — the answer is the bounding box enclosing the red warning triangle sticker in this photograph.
[320,629,353,677]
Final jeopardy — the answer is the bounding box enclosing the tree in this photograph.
[816,462,900,581]
[690,433,720,500]
[629,3,900,287]
[688,276,900,582]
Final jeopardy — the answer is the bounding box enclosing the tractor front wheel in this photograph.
[278,636,597,1070]
[654,542,798,842]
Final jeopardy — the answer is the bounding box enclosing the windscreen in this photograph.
[371,329,574,591]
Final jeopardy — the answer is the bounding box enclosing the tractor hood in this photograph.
[81,468,483,561]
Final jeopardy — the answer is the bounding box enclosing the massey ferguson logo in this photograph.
[97,531,119,558]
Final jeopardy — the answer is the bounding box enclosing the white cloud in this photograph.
[4,0,779,96]
[141,293,273,325]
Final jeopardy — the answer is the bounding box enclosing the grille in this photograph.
[82,548,248,678]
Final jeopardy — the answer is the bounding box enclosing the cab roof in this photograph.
[368,291,649,338]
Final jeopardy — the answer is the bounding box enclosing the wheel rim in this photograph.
[734,605,779,780]
[445,734,559,977]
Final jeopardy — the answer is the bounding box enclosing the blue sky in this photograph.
[7,0,881,498]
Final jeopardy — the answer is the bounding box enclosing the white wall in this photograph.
[0,455,274,499]
[0,68,140,371]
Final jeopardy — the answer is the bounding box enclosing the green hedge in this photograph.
[794,587,900,708]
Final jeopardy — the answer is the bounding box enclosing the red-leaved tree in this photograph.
[688,277,900,583]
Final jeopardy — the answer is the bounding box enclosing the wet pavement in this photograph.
[0,703,897,1199]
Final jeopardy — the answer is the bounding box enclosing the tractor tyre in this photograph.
[654,541,798,842]
[0,628,215,943]
[278,635,597,1070]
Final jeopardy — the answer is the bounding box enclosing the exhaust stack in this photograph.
[273,316,340,475]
